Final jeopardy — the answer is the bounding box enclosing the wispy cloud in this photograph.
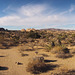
[59,4,75,15]
[69,5,75,13]
[2,6,12,13]
[0,4,75,29]
[18,4,46,17]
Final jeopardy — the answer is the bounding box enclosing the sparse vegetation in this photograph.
[26,59,47,74]
[0,28,74,49]
[51,45,69,54]
[0,28,75,75]
[26,56,58,74]
[55,70,75,75]
[50,45,73,59]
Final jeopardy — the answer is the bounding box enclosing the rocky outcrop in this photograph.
[0,28,5,31]
[21,29,25,32]
[26,28,35,32]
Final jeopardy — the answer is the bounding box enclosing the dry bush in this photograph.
[0,34,4,43]
[51,45,69,54]
[51,45,72,59]
[26,61,47,74]
[27,31,41,38]
[55,70,75,75]
[45,41,56,52]
[26,57,51,74]
[56,53,73,59]
[0,44,6,49]
[26,57,59,74]
[45,44,52,52]
[19,45,35,53]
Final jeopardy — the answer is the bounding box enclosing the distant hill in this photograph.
[40,28,75,31]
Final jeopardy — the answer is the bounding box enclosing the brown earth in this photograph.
[0,46,75,75]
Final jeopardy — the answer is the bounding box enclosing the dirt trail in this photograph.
[0,47,31,75]
[0,46,75,75]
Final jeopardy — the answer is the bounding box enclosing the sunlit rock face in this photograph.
[26,28,35,32]
[21,29,26,32]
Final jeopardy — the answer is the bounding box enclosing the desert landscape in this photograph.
[0,28,75,75]
[0,0,75,75]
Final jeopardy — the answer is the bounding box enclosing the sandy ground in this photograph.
[0,46,75,75]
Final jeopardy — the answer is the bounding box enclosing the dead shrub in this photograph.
[51,45,72,59]
[55,70,75,75]
[26,61,47,74]
[56,53,73,59]
[45,44,52,52]
[0,44,6,49]
[26,57,50,74]
[51,46,69,54]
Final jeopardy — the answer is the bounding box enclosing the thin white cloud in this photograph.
[18,4,46,17]
[0,4,75,29]
[2,6,10,12]
[59,4,75,15]
[69,5,75,13]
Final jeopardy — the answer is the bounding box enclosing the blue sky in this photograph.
[0,0,75,30]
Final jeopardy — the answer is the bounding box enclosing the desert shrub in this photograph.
[51,45,72,59]
[51,45,69,54]
[72,34,75,37]
[26,56,59,74]
[45,41,55,52]
[45,44,52,52]
[26,57,49,74]
[0,43,6,49]
[56,53,73,59]
[27,31,41,38]
[56,39,62,46]
[7,41,16,46]
[27,61,47,74]
[11,36,19,43]
[57,34,67,40]
[55,70,75,75]
[51,41,55,47]
[0,34,4,43]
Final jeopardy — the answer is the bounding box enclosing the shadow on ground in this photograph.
[32,64,59,74]
[44,60,57,63]
[55,70,75,75]
[21,53,29,57]
[0,66,9,70]
[0,56,6,57]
